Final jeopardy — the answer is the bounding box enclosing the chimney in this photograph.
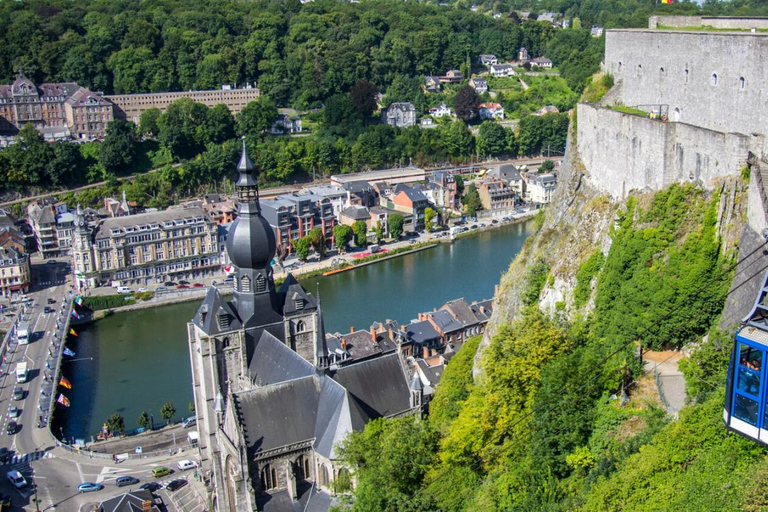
[350,326,355,333]
[372,330,377,343]
[341,339,347,350]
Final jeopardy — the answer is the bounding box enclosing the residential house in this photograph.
[477,179,519,213]
[344,181,377,207]
[438,69,464,84]
[515,11,531,21]
[429,170,460,211]
[469,78,488,94]
[479,102,505,120]
[369,206,390,236]
[271,113,302,134]
[414,357,445,396]
[27,199,70,258]
[518,47,530,64]
[591,26,604,37]
[490,64,516,77]
[531,57,554,69]
[428,103,452,118]
[104,191,133,218]
[420,117,436,128]
[336,327,397,363]
[301,185,349,219]
[391,185,430,232]
[561,19,571,29]
[0,228,26,253]
[202,193,237,225]
[424,76,442,93]
[404,320,443,358]
[534,105,560,116]
[525,173,557,203]
[382,102,417,128]
[478,54,498,67]
[56,211,75,254]
[487,164,525,195]
[0,247,30,298]
[537,12,558,24]
[339,205,372,229]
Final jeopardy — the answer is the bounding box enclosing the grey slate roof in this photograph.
[93,207,207,240]
[98,489,161,512]
[330,353,411,419]
[339,330,381,360]
[488,164,522,183]
[248,331,315,387]
[417,359,444,387]
[443,298,481,327]
[428,309,463,333]
[340,206,371,221]
[257,484,332,512]
[279,274,318,317]
[193,287,243,336]
[406,321,441,344]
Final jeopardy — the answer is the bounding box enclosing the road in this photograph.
[0,261,207,511]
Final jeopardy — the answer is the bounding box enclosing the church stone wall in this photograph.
[604,29,768,138]
[577,103,748,198]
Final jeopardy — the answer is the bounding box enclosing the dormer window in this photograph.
[295,298,304,310]
[217,313,231,330]
[240,275,251,292]
[256,274,266,292]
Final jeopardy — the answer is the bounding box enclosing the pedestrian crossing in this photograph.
[5,450,53,467]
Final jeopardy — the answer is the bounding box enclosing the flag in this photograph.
[71,310,80,319]
[75,297,83,306]
[661,0,673,3]
[59,377,72,389]
[57,394,70,407]
[69,328,77,337]
[63,347,75,357]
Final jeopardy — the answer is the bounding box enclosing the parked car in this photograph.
[178,280,190,285]
[177,460,198,471]
[192,283,205,288]
[7,406,19,419]
[164,281,175,287]
[47,298,56,304]
[77,482,104,493]
[182,416,196,428]
[116,476,140,487]
[152,467,172,478]
[0,448,9,464]
[176,285,190,289]
[12,388,23,401]
[6,422,17,435]
[140,482,162,492]
[166,479,188,492]
[6,470,26,489]
[137,287,148,292]
[155,286,167,293]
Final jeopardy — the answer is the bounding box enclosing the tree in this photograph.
[462,183,482,216]
[237,98,279,139]
[99,120,137,174]
[334,224,353,251]
[189,401,196,413]
[323,94,362,135]
[293,236,312,261]
[105,412,125,435]
[138,411,150,430]
[539,159,555,172]
[477,121,509,158]
[453,85,480,122]
[160,401,176,422]
[138,108,161,137]
[353,220,368,247]
[350,79,379,120]
[425,207,437,232]
[307,227,326,257]
[47,142,83,187]
[374,221,384,242]
[389,214,405,239]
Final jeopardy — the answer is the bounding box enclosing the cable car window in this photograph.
[738,367,761,395]
[734,394,759,425]
[740,345,762,371]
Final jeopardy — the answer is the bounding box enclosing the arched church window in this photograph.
[296,454,310,481]
[240,275,251,292]
[296,320,306,333]
[256,274,266,292]
[222,337,230,349]
[320,464,330,487]
[261,464,278,491]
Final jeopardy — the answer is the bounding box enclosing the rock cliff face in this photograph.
[474,131,749,379]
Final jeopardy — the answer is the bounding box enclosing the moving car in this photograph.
[166,479,188,492]
[152,467,172,478]
[12,388,23,401]
[0,447,9,463]
[6,422,17,435]
[181,416,196,428]
[77,482,104,493]
[177,459,198,471]
[6,470,26,489]
[47,298,56,305]
[7,406,19,419]
[43,306,52,314]
[140,482,162,492]
[116,476,140,487]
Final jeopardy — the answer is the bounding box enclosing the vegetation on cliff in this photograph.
[339,182,759,511]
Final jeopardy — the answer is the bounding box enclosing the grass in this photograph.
[657,24,768,32]
[609,105,649,116]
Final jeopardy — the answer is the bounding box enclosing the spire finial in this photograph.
[237,136,253,172]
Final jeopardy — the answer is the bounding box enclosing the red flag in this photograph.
[59,377,72,390]
[57,394,70,407]
[69,328,77,337]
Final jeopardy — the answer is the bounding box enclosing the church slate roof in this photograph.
[330,353,411,420]
[248,331,315,387]
[193,287,243,335]
[279,274,318,316]
[257,485,331,512]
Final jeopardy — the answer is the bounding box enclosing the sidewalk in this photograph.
[643,350,686,417]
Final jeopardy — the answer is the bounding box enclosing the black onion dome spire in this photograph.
[226,138,276,270]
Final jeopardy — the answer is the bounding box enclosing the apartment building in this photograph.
[27,200,70,258]
[260,193,337,255]
[0,247,30,298]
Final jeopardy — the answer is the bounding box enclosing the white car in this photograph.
[7,470,27,488]
[137,287,148,292]
[176,460,198,471]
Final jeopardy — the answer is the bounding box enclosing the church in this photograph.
[187,141,419,511]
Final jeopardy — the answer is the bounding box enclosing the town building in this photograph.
[438,70,464,84]
[202,194,237,225]
[301,186,349,219]
[487,164,525,195]
[390,185,430,232]
[591,26,604,37]
[477,179,519,213]
[490,64,516,77]
[478,54,498,67]
[0,73,114,140]
[428,103,452,118]
[71,204,220,290]
[0,247,30,298]
[531,57,554,69]
[518,47,530,64]
[0,228,26,253]
[469,78,488,94]
[535,105,560,116]
[104,191,134,218]
[271,113,302,134]
[187,144,415,511]
[428,170,460,212]
[479,102,505,120]
[260,193,336,256]
[107,84,260,124]
[424,76,442,93]
[381,102,417,128]
[525,173,557,203]
[339,205,371,229]
[537,12,558,24]
[330,167,426,188]
[27,199,71,258]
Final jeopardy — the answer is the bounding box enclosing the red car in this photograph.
[176,285,190,289]
[192,283,205,288]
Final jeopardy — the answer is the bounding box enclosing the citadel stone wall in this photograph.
[649,15,768,30]
[577,104,748,198]
[604,29,768,140]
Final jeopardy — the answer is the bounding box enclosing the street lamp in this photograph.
[32,484,41,512]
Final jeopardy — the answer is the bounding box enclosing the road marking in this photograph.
[95,465,133,484]
[76,462,85,483]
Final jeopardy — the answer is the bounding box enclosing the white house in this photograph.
[382,102,417,128]
[525,173,557,203]
[469,78,488,94]
[479,102,505,120]
[537,12,558,24]
[490,64,516,77]
[271,114,302,134]
[530,57,554,69]
[428,103,453,118]
[591,26,604,37]
[478,54,498,67]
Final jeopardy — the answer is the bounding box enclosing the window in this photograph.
[296,320,306,332]
[240,275,251,292]
[261,464,278,491]
[712,73,719,86]
[734,343,764,426]
[295,455,310,481]
[256,274,266,292]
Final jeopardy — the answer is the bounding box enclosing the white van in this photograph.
[16,322,29,345]
[116,286,132,294]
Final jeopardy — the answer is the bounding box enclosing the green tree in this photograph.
[374,221,384,242]
[188,401,196,414]
[137,411,150,430]
[139,108,161,137]
[105,412,125,435]
[462,183,482,215]
[539,159,555,172]
[237,98,279,139]
[334,224,353,252]
[425,207,437,232]
[477,121,509,157]
[307,227,326,257]
[353,220,368,247]
[293,236,312,261]
[453,85,480,122]
[389,214,405,239]
[160,401,176,422]
[47,142,83,187]
[350,79,379,120]
[99,120,137,174]
[6,124,52,187]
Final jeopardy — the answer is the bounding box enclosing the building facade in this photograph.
[382,102,417,128]
[260,193,336,256]
[72,205,220,290]
[0,247,30,298]
[477,179,519,212]
[187,144,414,511]
[106,85,261,124]
[27,200,70,258]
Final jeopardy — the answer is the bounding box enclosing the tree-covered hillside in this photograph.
[338,182,766,511]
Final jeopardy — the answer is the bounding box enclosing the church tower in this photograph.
[226,139,284,333]
[315,288,329,371]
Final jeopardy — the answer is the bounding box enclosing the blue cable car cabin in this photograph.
[725,271,768,444]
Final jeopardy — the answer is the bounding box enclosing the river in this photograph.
[57,219,534,440]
